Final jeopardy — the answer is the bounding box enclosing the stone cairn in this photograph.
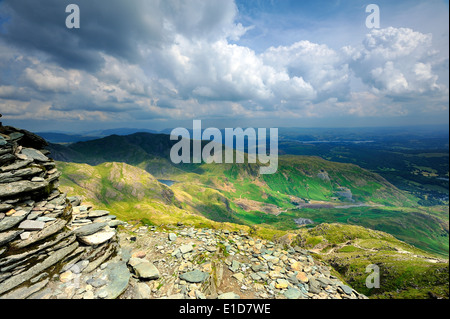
[0,121,130,299]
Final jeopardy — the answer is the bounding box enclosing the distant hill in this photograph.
[37,128,161,144]
[37,132,99,144]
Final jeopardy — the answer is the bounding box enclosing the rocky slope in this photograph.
[116,223,366,300]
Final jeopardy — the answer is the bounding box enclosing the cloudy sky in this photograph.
[0,0,448,132]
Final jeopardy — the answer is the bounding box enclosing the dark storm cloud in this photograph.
[1,0,167,71]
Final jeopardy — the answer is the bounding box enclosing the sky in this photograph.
[0,0,448,133]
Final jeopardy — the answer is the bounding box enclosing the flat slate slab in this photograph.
[78,229,116,246]
[0,230,24,246]
[0,180,49,199]
[72,222,107,236]
[20,148,49,162]
[133,262,160,280]
[88,210,110,218]
[179,269,209,283]
[18,220,46,231]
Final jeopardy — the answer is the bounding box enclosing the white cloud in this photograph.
[347,27,447,97]
[0,1,448,127]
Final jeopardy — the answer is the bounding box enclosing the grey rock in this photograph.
[0,153,15,165]
[136,282,152,299]
[87,278,107,288]
[0,241,78,296]
[78,229,116,246]
[95,261,131,299]
[21,148,49,162]
[284,288,302,299]
[308,278,321,294]
[88,210,110,218]
[179,269,209,283]
[179,244,193,254]
[229,260,240,272]
[338,284,353,295]
[316,277,333,287]
[0,214,29,232]
[0,180,49,199]
[82,243,117,273]
[67,196,81,206]
[0,279,49,299]
[18,230,30,239]
[92,215,116,223]
[218,292,240,299]
[36,216,56,222]
[70,260,89,274]
[11,218,67,249]
[0,230,24,246]
[0,160,32,173]
[18,219,45,231]
[72,222,107,236]
[107,220,126,228]
[168,233,177,241]
[9,132,24,141]
[133,262,160,280]
[0,204,13,212]
[0,167,43,183]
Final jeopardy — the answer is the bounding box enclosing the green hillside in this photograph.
[56,161,448,299]
[293,223,449,299]
[50,132,448,258]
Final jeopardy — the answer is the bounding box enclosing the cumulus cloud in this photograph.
[346,27,447,97]
[262,41,350,102]
[0,1,448,127]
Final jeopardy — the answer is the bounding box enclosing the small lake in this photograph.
[158,179,176,186]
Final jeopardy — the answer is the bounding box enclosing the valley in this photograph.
[45,127,448,299]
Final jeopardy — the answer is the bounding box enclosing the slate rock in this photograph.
[78,229,116,246]
[218,292,240,299]
[21,148,49,162]
[284,288,302,299]
[338,284,353,295]
[0,180,49,199]
[18,220,45,231]
[0,214,28,232]
[96,261,131,299]
[179,244,193,254]
[88,210,110,218]
[0,230,24,246]
[133,262,160,280]
[179,269,209,283]
[72,222,107,236]
[0,241,78,295]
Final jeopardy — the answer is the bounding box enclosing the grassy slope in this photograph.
[292,223,449,299]
[57,161,270,235]
[57,161,449,299]
[158,155,448,257]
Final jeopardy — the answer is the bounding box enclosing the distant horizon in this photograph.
[1,0,448,132]
[25,122,450,136]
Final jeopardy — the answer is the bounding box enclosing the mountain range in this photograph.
[44,129,449,299]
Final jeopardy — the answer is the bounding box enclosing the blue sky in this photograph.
[0,0,448,132]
